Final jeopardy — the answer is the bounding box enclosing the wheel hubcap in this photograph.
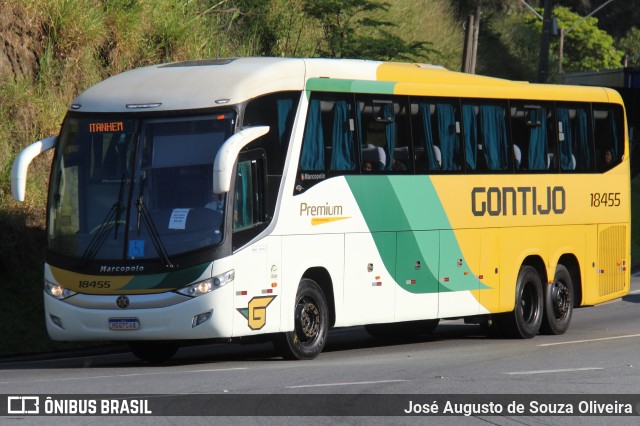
[296,299,320,342]
[520,283,535,323]
[552,282,570,318]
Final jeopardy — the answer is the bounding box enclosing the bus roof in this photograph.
[70,57,621,113]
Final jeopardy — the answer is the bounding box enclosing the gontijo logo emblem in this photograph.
[299,202,351,226]
[237,296,277,330]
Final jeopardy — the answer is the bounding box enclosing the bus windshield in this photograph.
[48,113,235,264]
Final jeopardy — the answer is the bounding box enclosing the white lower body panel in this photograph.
[44,284,235,341]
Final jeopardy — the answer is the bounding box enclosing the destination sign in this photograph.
[88,121,124,133]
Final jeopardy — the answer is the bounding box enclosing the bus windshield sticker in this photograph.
[128,240,145,258]
[168,208,191,230]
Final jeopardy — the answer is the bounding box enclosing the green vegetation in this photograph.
[0,0,638,356]
[0,0,460,356]
[478,4,624,81]
[618,27,640,67]
[300,0,435,60]
[523,6,623,74]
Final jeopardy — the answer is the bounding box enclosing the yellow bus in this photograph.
[12,58,630,361]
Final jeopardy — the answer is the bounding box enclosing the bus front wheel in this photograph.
[274,279,328,360]
[502,265,543,339]
[540,264,573,335]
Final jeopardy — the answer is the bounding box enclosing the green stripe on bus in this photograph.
[306,78,396,94]
[122,263,210,290]
[346,175,487,294]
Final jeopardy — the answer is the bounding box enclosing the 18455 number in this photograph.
[78,280,111,289]
[590,192,621,207]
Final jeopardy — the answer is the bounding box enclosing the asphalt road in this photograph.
[1,278,639,425]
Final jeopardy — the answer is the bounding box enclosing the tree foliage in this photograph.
[618,27,640,67]
[524,5,623,73]
[479,12,540,81]
[200,0,439,61]
[301,0,435,61]
[556,0,640,39]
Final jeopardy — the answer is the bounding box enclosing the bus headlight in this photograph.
[212,270,234,288]
[178,279,213,297]
[177,270,234,298]
[45,279,77,300]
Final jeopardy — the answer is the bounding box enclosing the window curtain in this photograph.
[276,98,294,145]
[300,99,324,170]
[383,103,396,171]
[480,105,508,170]
[609,110,619,160]
[330,101,355,170]
[557,108,574,171]
[438,104,458,171]
[463,105,477,171]
[277,98,294,163]
[574,109,590,170]
[528,109,548,170]
[419,103,439,170]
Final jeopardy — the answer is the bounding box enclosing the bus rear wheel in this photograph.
[502,265,543,338]
[540,264,573,335]
[129,341,179,363]
[274,279,328,360]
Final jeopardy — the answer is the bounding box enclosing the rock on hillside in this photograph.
[0,3,43,80]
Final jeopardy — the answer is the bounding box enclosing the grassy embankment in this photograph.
[0,0,253,355]
[0,0,460,356]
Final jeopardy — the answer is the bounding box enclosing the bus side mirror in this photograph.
[11,136,58,202]
[213,126,269,194]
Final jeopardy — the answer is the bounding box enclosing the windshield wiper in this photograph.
[79,175,127,269]
[135,172,175,269]
[113,175,126,238]
[79,205,116,269]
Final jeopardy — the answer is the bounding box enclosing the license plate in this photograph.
[109,318,140,330]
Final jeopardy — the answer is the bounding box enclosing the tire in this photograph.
[502,265,543,339]
[365,319,440,338]
[275,279,328,360]
[540,264,574,335]
[129,342,179,363]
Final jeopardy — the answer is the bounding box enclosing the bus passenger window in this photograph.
[411,99,460,173]
[557,105,593,172]
[392,102,411,173]
[357,97,411,173]
[511,104,552,172]
[594,105,623,172]
[300,96,356,172]
[463,103,509,172]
